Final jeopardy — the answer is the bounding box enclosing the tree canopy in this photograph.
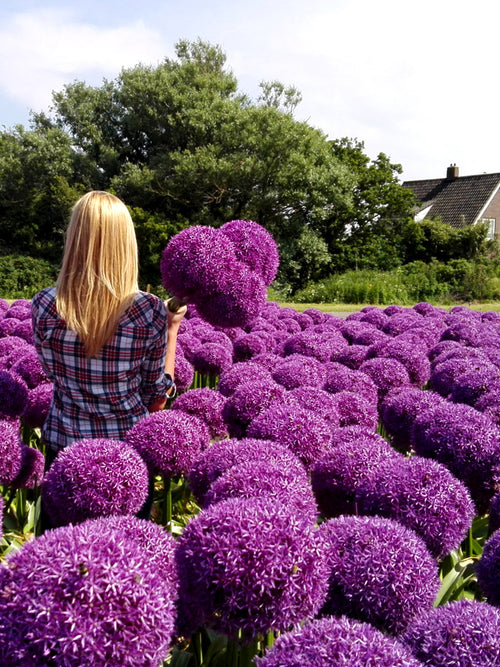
[0,38,487,294]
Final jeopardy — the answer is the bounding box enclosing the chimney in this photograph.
[447,164,459,179]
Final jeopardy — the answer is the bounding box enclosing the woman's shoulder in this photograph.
[31,286,57,312]
[128,291,167,322]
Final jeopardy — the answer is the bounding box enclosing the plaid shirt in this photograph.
[32,287,174,450]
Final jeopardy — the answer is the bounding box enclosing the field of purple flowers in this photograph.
[2,295,500,665]
[2,219,500,665]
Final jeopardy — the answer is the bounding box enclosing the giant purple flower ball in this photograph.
[272,353,327,390]
[188,437,306,505]
[323,363,379,405]
[311,431,401,517]
[0,370,28,419]
[247,403,333,470]
[0,419,23,485]
[203,459,318,523]
[160,225,238,301]
[125,410,210,477]
[219,218,279,286]
[319,515,440,635]
[192,342,233,377]
[330,390,379,430]
[257,616,424,667]
[9,346,47,389]
[355,455,476,560]
[175,496,330,638]
[171,387,227,440]
[217,361,273,397]
[402,599,500,666]
[359,356,411,402]
[42,438,149,526]
[477,530,500,606]
[222,377,288,438]
[22,382,53,429]
[174,355,195,392]
[10,445,45,489]
[287,386,341,428]
[411,401,500,513]
[0,519,177,666]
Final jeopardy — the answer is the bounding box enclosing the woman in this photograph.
[31,191,186,463]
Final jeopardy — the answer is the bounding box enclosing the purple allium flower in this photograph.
[356,455,475,560]
[301,307,326,324]
[93,515,178,590]
[219,219,280,286]
[175,496,329,637]
[217,361,273,397]
[188,437,306,505]
[282,331,347,363]
[198,329,233,351]
[171,387,227,439]
[379,387,446,452]
[203,459,319,522]
[295,312,314,329]
[247,315,279,334]
[483,310,500,322]
[0,318,20,337]
[429,356,487,397]
[0,419,23,485]
[4,304,31,321]
[359,308,389,328]
[372,338,431,386]
[195,266,267,328]
[0,370,28,418]
[402,599,500,666]
[233,331,272,362]
[351,326,389,346]
[319,515,440,635]
[192,342,233,376]
[411,401,500,513]
[476,531,500,606]
[271,353,327,390]
[160,225,238,300]
[222,377,288,438]
[428,339,464,364]
[247,403,333,469]
[333,344,369,369]
[276,316,302,335]
[359,356,411,402]
[382,311,423,337]
[0,518,176,667]
[10,445,45,489]
[345,311,364,321]
[12,319,34,344]
[0,298,8,313]
[0,335,30,359]
[22,381,53,428]
[176,332,201,363]
[450,366,500,406]
[323,363,379,405]
[413,301,438,316]
[311,430,401,517]
[384,304,407,316]
[174,355,194,391]
[9,346,47,388]
[251,352,283,372]
[257,616,424,667]
[330,390,379,430]
[476,387,500,426]
[442,320,484,346]
[42,438,150,526]
[287,386,341,428]
[125,410,210,477]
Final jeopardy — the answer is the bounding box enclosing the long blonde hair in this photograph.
[56,191,139,357]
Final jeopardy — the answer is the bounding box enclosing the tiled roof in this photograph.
[403,172,500,228]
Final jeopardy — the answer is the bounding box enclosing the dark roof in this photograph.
[403,172,500,227]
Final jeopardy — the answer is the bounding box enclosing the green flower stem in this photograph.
[162,475,172,531]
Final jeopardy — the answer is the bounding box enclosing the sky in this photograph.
[0,0,499,182]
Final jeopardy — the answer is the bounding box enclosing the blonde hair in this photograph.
[56,191,139,357]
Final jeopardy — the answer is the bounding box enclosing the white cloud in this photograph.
[0,8,168,113]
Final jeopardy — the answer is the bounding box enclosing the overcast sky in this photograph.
[0,0,498,181]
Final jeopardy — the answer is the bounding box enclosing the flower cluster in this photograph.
[175,496,329,638]
[42,438,149,526]
[0,518,177,666]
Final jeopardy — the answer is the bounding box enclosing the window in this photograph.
[481,218,496,239]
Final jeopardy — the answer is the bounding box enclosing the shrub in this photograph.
[0,255,57,299]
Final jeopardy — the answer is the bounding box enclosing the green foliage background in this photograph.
[0,38,498,300]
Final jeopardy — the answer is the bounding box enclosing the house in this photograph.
[403,165,500,239]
